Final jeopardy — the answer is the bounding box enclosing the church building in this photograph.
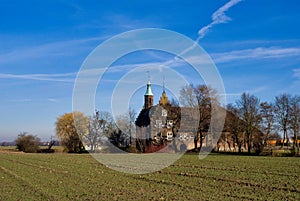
[134,79,198,153]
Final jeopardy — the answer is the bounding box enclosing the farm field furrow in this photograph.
[0,152,299,201]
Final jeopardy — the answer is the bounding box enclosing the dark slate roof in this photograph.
[135,107,151,127]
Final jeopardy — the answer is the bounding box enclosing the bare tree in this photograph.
[115,114,130,147]
[274,94,291,148]
[113,108,137,147]
[226,104,244,153]
[236,93,261,153]
[110,130,125,147]
[194,85,218,151]
[289,95,300,153]
[260,101,275,146]
[179,84,197,108]
[170,98,179,107]
[128,107,137,145]
[86,111,114,152]
[179,84,217,151]
[46,136,57,152]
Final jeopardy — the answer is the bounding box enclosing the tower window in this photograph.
[162,109,167,117]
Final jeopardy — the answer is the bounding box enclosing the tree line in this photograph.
[12,84,299,155]
[13,109,136,153]
[55,109,136,153]
[179,84,300,155]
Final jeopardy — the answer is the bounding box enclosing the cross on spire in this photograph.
[147,71,150,81]
[163,75,165,92]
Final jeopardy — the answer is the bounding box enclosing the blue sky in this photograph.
[1,0,300,141]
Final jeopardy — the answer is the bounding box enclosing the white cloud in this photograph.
[246,86,267,94]
[178,0,242,58]
[76,13,160,34]
[224,92,242,97]
[198,0,242,39]
[212,47,300,63]
[293,69,300,78]
[104,14,159,30]
[0,36,108,64]
[47,98,59,103]
[219,86,267,104]
[0,59,187,85]
[99,59,187,74]
[0,72,76,82]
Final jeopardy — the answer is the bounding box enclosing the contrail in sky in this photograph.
[197,0,243,41]
[178,0,243,56]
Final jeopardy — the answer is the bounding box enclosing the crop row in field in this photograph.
[0,152,299,200]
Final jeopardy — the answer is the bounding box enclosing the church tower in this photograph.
[159,76,169,105]
[144,80,153,109]
[159,90,169,105]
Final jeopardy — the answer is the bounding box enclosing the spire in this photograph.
[145,72,153,96]
[145,80,153,96]
[144,72,154,109]
[159,90,169,105]
[159,76,169,105]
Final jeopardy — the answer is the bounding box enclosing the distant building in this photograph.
[134,78,270,153]
[134,79,199,153]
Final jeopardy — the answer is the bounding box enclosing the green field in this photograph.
[0,152,299,201]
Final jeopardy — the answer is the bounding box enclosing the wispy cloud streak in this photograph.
[293,69,300,78]
[3,46,298,83]
[198,0,242,40]
[0,36,108,64]
[48,98,59,103]
[0,72,76,82]
[177,0,242,57]
[212,47,300,63]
